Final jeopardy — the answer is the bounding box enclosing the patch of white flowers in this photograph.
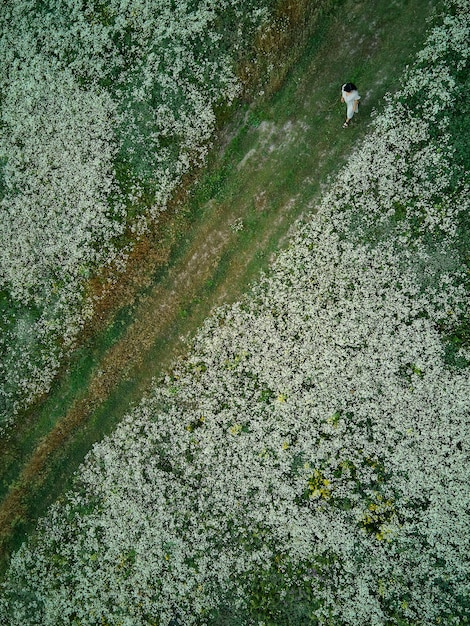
[0,0,274,425]
[1,1,469,624]
[0,56,120,302]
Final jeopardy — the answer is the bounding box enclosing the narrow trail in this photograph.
[0,0,442,574]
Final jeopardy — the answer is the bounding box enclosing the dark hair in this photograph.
[344,82,357,92]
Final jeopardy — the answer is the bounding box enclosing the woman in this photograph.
[341,82,360,128]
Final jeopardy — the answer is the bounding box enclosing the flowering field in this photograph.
[1,1,468,624]
[0,0,288,427]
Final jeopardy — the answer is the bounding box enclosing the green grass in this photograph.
[0,0,446,577]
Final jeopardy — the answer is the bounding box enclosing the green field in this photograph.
[0,0,449,576]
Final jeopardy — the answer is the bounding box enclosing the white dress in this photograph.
[342,85,360,118]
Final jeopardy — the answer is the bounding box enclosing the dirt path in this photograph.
[0,0,443,574]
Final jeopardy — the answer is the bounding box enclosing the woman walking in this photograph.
[341,82,360,128]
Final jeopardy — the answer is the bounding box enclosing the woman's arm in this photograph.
[354,94,360,111]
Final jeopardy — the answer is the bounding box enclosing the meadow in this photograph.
[0,0,292,426]
[0,0,468,624]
